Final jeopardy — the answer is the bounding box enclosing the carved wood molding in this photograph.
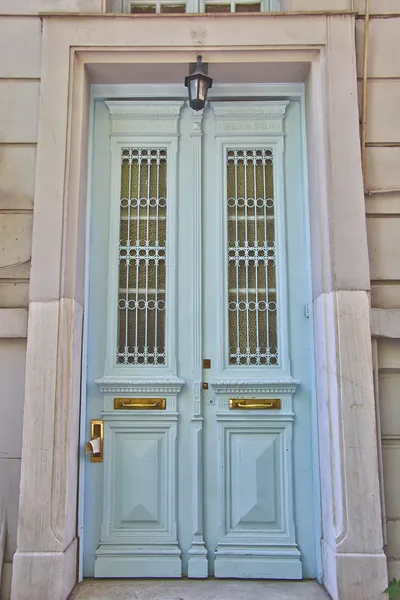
[105,100,184,135]
[96,376,185,394]
[212,101,289,135]
[210,378,299,394]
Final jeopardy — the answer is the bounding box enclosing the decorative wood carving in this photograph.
[213,102,289,136]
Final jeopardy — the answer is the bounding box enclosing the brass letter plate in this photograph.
[114,397,166,410]
[229,398,281,410]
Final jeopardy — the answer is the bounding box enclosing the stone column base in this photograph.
[322,540,388,600]
[10,538,77,600]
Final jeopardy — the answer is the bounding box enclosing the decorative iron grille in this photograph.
[116,148,167,366]
[227,148,278,366]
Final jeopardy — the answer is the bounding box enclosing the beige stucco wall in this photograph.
[0,0,399,598]
[0,4,102,598]
[354,5,400,583]
[0,13,38,600]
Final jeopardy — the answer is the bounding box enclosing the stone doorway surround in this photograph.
[10,10,388,600]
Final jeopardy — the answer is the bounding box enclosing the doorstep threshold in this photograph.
[69,578,330,600]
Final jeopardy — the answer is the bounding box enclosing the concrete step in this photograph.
[69,579,330,600]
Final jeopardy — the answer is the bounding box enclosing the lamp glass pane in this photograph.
[190,78,199,102]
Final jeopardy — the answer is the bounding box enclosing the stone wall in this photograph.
[356,5,400,583]
[0,4,103,598]
[0,12,39,600]
[288,0,400,582]
[0,0,400,597]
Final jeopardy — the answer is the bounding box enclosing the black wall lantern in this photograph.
[185,55,213,111]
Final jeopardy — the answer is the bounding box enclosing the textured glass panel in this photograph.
[236,2,260,10]
[160,4,186,11]
[227,148,278,366]
[130,4,156,12]
[205,3,230,11]
[117,148,167,366]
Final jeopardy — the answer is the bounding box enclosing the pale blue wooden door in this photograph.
[83,97,318,580]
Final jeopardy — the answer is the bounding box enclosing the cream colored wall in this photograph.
[0,4,103,599]
[355,5,400,582]
[288,0,400,582]
[0,13,39,600]
[0,0,400,597]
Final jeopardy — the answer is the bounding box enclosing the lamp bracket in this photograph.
[189,61,209,75]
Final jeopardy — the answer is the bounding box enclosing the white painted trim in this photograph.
[0,308,28,338]
[77,84,97,584]
[187,105,208,578]
[190,105,204,412]
[299,85,323,583]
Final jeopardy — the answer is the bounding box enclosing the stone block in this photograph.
[379,372,400,438]
[322,540,388,600]
[16,299,83,552]
[0,82,39,143]
[0,340,26,459]
[365,148,400,192]
[387,520,400,559]
[388,559,400,581]
[315,291,385,562]
[0,146,36,210]
[366,194,400,216]
[356,18,400,78]
[0,283,29,309]
[371,284,400,310]
[365,81,400,144]
[382,442,400,520]
[0,309,28,338]
[355,0,400,14]
[11,540,77,600]
[0,18,41,78]
[0,214,32,271]
[367,216,400,280]
[0,562,12,600]
[371,309,400,338]
[378,338,400,371]
[0,459,21,561]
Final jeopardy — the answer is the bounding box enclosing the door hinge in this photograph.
[304,303,310,318]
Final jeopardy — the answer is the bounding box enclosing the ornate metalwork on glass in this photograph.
[116,147,167,366]
[227,148,278,367]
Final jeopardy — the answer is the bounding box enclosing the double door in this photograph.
[83,96,318,580]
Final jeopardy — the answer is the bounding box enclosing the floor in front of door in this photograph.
[69,579,330,600]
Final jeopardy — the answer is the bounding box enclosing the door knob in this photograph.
[85,420,103,462]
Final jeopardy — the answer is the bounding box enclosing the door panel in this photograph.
[83,96,318,580]
[95,417,181,578]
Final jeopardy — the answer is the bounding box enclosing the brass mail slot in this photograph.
[229,398,281,410]
[114,397,166,410]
